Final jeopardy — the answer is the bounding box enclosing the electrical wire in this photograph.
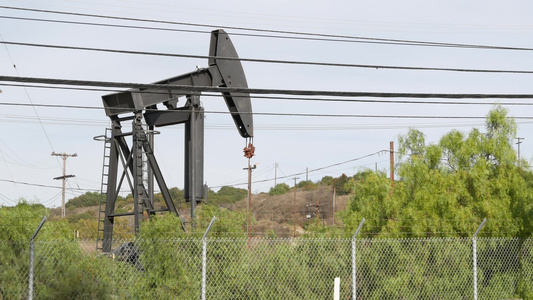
[0,144,22,198]
[2,101,533,120]
[40,191,62,206]
[0,192,18,205]
[2,75,533,99]
[1,5,532,51]
[5,83,533,106]
[2,14,532,50]
[0,34,81,196]
[0,31,66,198]
[0,138,57,169]
[3,40,533,74]
[213,150,386,188]
[212,94,533,106]
[0,178,96,192]
[0,151,385,196]
[274,165,294,186]
[0,36,58,154]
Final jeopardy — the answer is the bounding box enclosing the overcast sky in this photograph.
[1,0,533,208]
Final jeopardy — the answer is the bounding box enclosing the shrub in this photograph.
[269,183,290,196]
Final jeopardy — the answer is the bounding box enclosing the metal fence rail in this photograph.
[0,237,532,299]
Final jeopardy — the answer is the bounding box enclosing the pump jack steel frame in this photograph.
[97,29,253,252]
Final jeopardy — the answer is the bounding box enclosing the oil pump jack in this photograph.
[96,29,253,252]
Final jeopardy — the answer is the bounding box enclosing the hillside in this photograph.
[231,185,349,236]
[53,184,349,238]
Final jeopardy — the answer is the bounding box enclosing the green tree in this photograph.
[65,192,103,209]
[297,180,318,190]
[0,200,113,299]
[320,176,334,186]
[212,186,248,205]
[344,106,533,238]
[342,106,533,299]
[269,183,290,196]
[332,174,350,195]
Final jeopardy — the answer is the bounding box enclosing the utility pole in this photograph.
[243,140,256,239]
[315,198,321,226]
[333,187,336,226]
[516,137,524,160]
[390,141,394,187]
[293,177,299,237]
[274,163,278,186]
[243,162,257,239]
[52,152,77,218]
[306,167,309,181]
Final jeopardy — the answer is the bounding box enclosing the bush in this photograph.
[65,192,102,209]
[269,183,290,196]
[212,186,248,204]
[320,176,333,186]
[297,180,317,191]
[332,174,350,195]
[67,212,94,224]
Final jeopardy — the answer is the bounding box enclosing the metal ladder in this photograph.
[133,122,151,234]
[96,128,112,251]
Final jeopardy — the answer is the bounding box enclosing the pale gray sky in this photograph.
[1,0,533,207]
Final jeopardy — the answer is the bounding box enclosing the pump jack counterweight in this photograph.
[96,29,254,252]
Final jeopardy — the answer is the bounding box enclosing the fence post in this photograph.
[472,218,486,300]
[352,218,365,300]
[334,277,340,300]
[201,216,216,300]
[28,216,46,300]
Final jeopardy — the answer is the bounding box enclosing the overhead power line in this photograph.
[1,5,532,51]
[214,151,387,188]
[6,102,532,120]
[2,75,533,99]
[2,41,533,74]
[0,151,380,194]
[0,178,94,192]
[3,83,533,106]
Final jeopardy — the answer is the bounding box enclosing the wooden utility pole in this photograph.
[274,163,278,186]
[293,177,299,237]
[316,198,320,226]
[52,152,77,218]
[243,161,257,239]
[390,141,394,187]
[333,187,336,226]
[516,138,524,160]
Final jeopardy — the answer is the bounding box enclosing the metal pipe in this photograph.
[28,216,46,300]
[201,216,216,300]
[472,218,486,300]
[352,218,365,300]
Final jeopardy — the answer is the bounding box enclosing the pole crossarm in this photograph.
[53,174,75,180]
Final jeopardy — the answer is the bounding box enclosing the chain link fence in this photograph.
[1,237,532,299]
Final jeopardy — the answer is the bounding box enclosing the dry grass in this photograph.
[231,185,349,237]
[56,185,350,237]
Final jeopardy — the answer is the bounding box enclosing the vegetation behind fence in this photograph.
[1,237,532,299]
